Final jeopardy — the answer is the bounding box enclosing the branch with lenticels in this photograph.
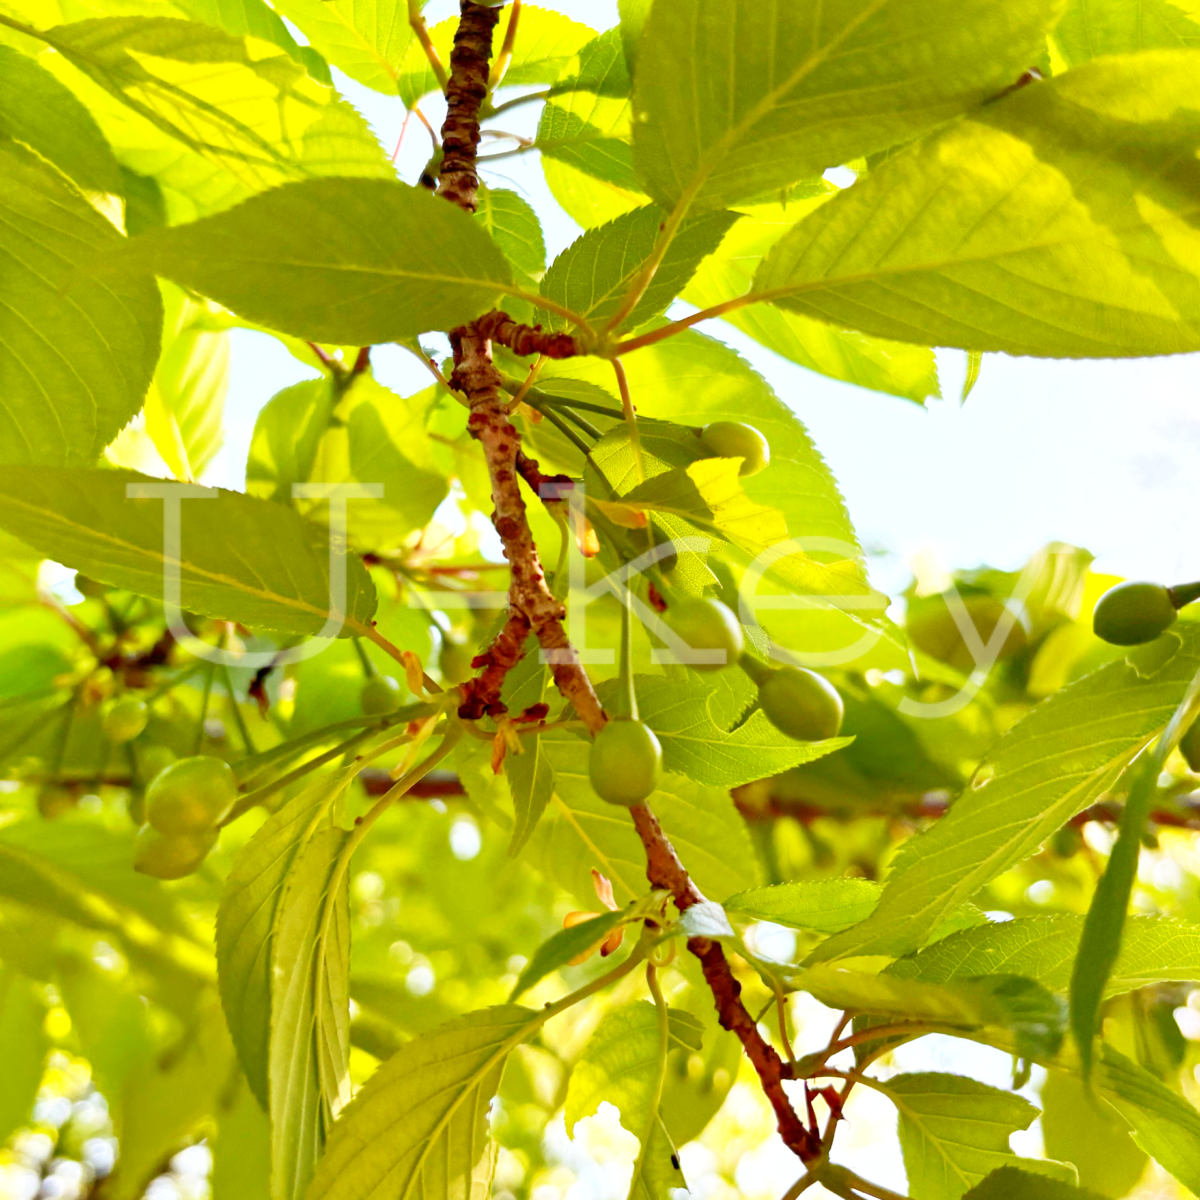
[434,0,820,1164]
[436,0,604,732]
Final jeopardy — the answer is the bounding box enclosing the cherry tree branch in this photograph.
[629,803,822,1162]
[435,0,818,1164]
[436,1,498,213]
[436,0,606,732]
[476,308,584,358]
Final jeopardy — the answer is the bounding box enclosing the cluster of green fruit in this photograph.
[133,756,238,879]
[1092,579,1200,647]
[588,596,844,807]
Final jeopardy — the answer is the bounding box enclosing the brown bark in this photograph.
[630,804,822,1161]
[445,330,607,731]
[457,608,530,719]
[435,1,499,212]
[476,309,583,359]
[436,2,605,733]
[435,0,815,1165]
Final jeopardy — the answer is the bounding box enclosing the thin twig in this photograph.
[407,0,449,93]
[536,403,592,456]
[612,295,754,355]
[487,0,520,89]
[487,87,549,118]
[612,358,644,482]
[507,355,546,411]
[555,405,602,440]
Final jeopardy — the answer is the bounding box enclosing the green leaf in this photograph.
[547,329,862,560]
[249,371,447,548]
[624,458,790,555]
[270,0,413,93]
[269,826,351,1200]
[392,15,454,106]
[478,186,546,281]
[682,197,940,405]
[1071,665,1200,1074]
[495,5,598,88]
[0,140,159,467]
[890,914,1200,998]
[530,727,757,908]
[1091,1044,1200,1196]
[502,645,556,856]
[246,379,338,506]
[537,28,643,195]
[57,960,155,1106]
[170,0,313,68]
[0,819,195,939]
[882,1072,1074,1200]
[1041,1072,1147,1199]
[543,154,646,229]
[508,909,628,999]
[962,351,983,403]
[0,43,122,222]
[1053,0,1200,66]
[755,52,1200,357]
[564,1002,694,1196]
[617,0,649,72]
[217,763,358,1108]
[631,673,852,788]
[212,1080,273,1200]
[631,0,1063,210]
[145,284,229,480]
[540,204,738,331]
[307,1005,537,1200]
[0,466,377,638]
[548,332,905,670]
[107,179,514,344]
[963,1167,1106,1200]
[810,624,1200,963]
[0,970,48,1144]
[724,878,882,932]
[109,999,237,1200]
[41,18,390,216]
[793,967,1066,1061]
[341,377,449,544]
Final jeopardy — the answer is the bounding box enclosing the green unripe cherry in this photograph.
[361,675,402,715]
[133,824,217,879]
[137,744,177,785]
[699,422,770,477]
[439,640,474,686]
[1180,719,1200,774]
[145,755,237,834]
[758,667,844,742]
[103,695,148,743]
[664,597,744,671]
[1092,581,1177,646]
[588,719,662,807]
